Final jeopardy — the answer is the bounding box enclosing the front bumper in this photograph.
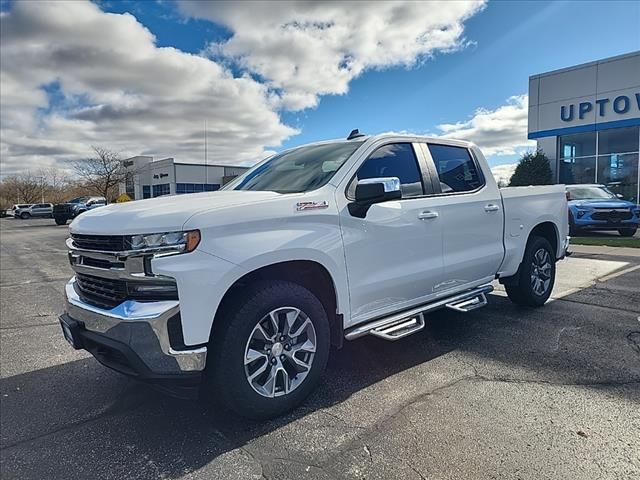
[574,220,638,230]
[62,278,207,380]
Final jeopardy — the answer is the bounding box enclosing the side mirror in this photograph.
[616,193,624,199]
[355,177,401,204]
[350,177,401,218]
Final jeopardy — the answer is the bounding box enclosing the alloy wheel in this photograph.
[244,307,317,398]
[530,248,552,296]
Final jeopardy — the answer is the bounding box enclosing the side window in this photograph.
[427,144,484,193]
[353,143,424,198]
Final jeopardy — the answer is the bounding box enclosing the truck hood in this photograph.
[69,190,282,235]
[569,199,636,209]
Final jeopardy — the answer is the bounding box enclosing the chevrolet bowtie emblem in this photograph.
[296,201,329,211]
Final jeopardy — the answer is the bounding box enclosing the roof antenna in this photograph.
[347,129,365,140]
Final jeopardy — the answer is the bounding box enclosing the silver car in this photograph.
[10,204,33,218]
[15,203,53,219]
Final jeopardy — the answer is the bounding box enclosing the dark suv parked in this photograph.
[53,196,106,225]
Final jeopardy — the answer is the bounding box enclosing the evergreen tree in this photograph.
[509,150,553,186]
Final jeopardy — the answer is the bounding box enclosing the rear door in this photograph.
[421,143,504,292]
[32,204,48,217]
[339,142,444,323]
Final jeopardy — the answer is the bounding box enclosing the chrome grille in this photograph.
[75,273,127,309]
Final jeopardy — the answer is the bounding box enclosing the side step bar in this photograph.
[445,293,488,312]
[344,285,493,342]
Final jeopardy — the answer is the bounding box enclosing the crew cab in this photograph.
[59,133,569,419]
[53,196,106,225]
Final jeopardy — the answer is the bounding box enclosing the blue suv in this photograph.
[567,185,639,237]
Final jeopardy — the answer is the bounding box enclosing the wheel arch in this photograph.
[211,260,344,349]
[529,221,559,256]
[500,220,560,286]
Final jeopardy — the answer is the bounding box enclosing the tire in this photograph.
[618,228,637,237]
[505,236,556,307]
[20,212,31,219]
[205,280,331,419]
[54,217,67,225]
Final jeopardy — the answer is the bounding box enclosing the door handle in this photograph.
[484,204,500,213]
[418,211,439,220]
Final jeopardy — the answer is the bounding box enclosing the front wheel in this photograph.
[54,217,67,225]
[20,212,31,219]
[505,236,556,307]
[618,228,637,237]
[205,280,331,419]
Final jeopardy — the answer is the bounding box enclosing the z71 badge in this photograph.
[296,201,329,211]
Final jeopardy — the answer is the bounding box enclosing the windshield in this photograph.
[567,186,616,200]
[226,141,364,193]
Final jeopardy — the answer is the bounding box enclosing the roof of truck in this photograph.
[306,133,475,149]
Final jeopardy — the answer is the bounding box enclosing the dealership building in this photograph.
[528,51,640,202]
[120,156,249,200]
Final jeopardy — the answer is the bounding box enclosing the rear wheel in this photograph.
[205,280,330,419]
[54,217,67,225]
[505,236,556,307]
[618,228,637,237]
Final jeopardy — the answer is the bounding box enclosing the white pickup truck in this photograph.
[59,132,569,418]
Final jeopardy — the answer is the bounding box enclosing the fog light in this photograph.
[128,281,178,299]
[576,210,587,218]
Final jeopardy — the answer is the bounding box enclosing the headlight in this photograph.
[129,230,200,253]
[576,210,588,218]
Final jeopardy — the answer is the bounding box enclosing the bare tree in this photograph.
[37,167,71,204]
[73,146,127,201]
[0,173,42,204]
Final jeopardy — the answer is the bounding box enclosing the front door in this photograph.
[339,142,444,324]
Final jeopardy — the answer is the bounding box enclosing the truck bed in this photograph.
[499,185,569,277]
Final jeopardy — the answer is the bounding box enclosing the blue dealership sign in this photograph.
[561,93,640,121]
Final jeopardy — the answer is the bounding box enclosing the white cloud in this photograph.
[437,95,536,156]
[180,0,486,110]
[1,0,486,175]
[0,1,296,174]
[491,163,518,186]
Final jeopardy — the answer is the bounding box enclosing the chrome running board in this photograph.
[345,285,493,341]
[445,292,488,312]
[370,313,425,341]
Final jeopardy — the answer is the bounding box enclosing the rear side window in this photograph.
[354,143,424,198]
[428,144,483,193]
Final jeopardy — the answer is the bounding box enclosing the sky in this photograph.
[1,0,639,180]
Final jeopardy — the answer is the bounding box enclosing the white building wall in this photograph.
[121,156,249,199]
[528,51,640,196]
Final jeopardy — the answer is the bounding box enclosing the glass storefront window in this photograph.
[597,126,639,155]
[559,132,596,158]
[597,152,639,202]
[559,156,596,184]
[558,126,639,203]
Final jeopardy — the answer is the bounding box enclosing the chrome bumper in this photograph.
[64,278,206,373]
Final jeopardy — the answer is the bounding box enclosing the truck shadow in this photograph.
[1,266,639,479]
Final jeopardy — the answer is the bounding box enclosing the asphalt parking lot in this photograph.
[1,217,639,480]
